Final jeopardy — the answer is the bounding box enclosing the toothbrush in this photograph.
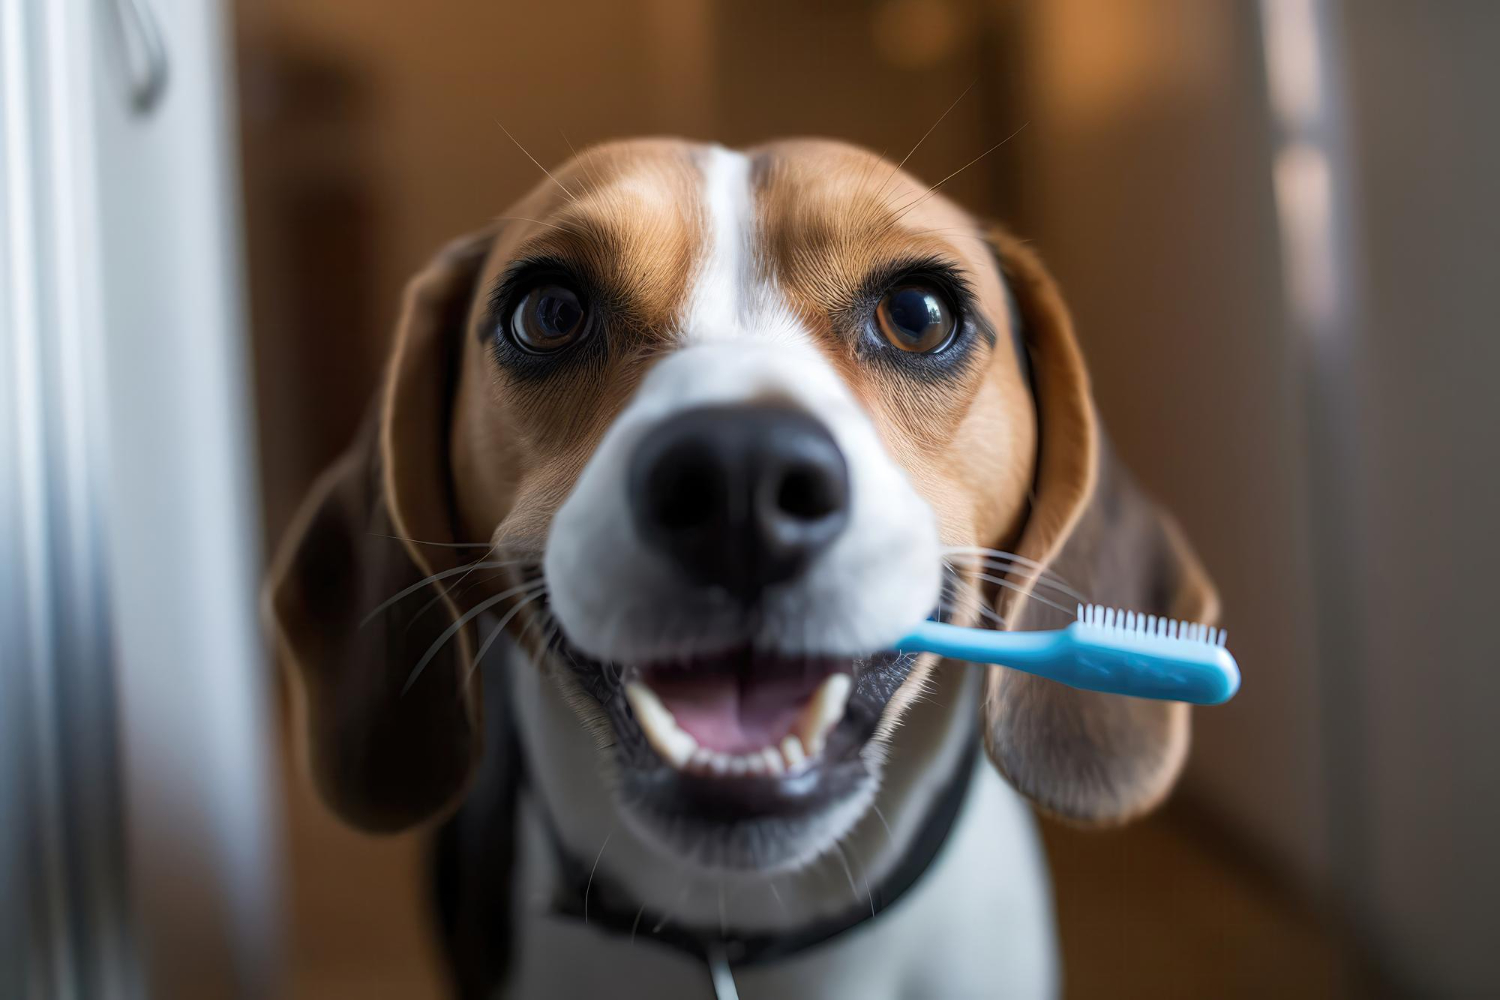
[895,604,1240,705]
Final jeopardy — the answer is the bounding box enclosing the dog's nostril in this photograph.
[628,405,851,601]
[647,447,724,531]
[776,463,842,521]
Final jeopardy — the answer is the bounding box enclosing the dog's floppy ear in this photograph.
[266,230,494,832]
[980,226,1219,825]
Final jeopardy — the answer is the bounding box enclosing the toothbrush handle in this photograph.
[896,619,1063,665]
[895,619,1239,705]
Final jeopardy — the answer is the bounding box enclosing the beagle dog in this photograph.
[268,138,1217,999]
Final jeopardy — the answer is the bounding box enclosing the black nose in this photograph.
[629,405,851,602]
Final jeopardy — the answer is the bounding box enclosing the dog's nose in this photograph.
[629,405,850,601]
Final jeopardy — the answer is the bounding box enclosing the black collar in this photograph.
[531,735,978,968]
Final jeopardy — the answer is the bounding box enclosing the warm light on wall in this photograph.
[1260,0,1344,341]
[1262,0,1324,131]
[1273,140,1336,329]
[870,0,962,70]
[1032,0,1233,123]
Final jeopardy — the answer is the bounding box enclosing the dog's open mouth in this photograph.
[548,621,918,869]
[624,651,853,777]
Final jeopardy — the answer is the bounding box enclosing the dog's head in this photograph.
[269,139,1216,874]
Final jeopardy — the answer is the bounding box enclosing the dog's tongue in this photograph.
[646,670,825,755]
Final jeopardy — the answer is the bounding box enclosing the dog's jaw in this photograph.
[506,624,982,934]
[538,146,943,874]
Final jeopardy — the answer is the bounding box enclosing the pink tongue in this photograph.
[648,672,823,755]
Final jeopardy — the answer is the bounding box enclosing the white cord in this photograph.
[706,945,740,1000]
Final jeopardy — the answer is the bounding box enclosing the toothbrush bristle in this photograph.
[1076,603,1228,647]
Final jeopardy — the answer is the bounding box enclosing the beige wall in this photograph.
[1018,0,1331,889]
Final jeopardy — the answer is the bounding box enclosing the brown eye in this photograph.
[875,283,957,353]
[511,283,587,352]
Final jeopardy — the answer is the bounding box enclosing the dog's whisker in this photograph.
[629,902,647,946]
[936,588,1008,629]
[557,129,601,192]
[882,80,976,197]
[965,571,1077,618]
[942,544,1073,580]
[767,878,787,913]
[830,840,863,912]
[401,541,509,631]
[365,532,493,549]
[942,559,1087,608]
[490,214,582,237]
[468,587,550,679]
[651,880,694,935]
[402,578,548,694]
[361,559,519,627]
[583,827,615,926]
[937,569,1010,627]
[513,598,558,659]
[450,569,512,605]
[942,545,1084,595]
[888,122,1029,227]
[528,614,563,662]
[494,119,578,202]
[870,804,897,848]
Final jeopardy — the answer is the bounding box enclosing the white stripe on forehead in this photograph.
[682,146,807,346]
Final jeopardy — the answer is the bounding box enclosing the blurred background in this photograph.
[3,0,1496,996]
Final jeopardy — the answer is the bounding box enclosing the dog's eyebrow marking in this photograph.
[681,146,807,348]
[684,146,754,341]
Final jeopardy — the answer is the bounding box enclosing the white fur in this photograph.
[683,145,756,342]
[504,643,1058,998]
[543,146,940,663]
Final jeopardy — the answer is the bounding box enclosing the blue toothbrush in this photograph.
[895,603,1240,705]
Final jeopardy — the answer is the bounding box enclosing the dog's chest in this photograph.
[501,760,1059,1000]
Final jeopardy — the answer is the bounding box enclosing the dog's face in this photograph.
[269,139,1216,873]
[445,140,1034,869]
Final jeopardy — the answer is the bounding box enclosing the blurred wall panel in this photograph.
[1016,0,1333,892]
[712,0,1010,218]
[4,0,280,995]
[1336,3,1500,993]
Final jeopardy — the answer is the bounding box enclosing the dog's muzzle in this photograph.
[629,404,851,604]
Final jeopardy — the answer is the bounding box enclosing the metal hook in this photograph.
[111,0,169,114]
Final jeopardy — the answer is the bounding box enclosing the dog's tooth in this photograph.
[689,748,714,774]
[668,733,698,767]
[814,673,853,727]
[726,756,750,777]
[625,682,696,768]
[780,734,807,772]
[652,726,696,768]
[706,753,731,776]
[760,747,785,776]
[626,681,673,732]
[743,754,767,776]
[796,673,852,757]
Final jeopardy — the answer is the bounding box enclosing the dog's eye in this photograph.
[875,283,957,353]
[511,283,587,352]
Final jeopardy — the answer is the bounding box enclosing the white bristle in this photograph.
[1076,603,1227,647]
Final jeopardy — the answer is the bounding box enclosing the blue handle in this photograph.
[894,619,1240,706]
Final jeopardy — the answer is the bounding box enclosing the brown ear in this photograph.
[265,230,493,832]
[980,227,1219,825]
